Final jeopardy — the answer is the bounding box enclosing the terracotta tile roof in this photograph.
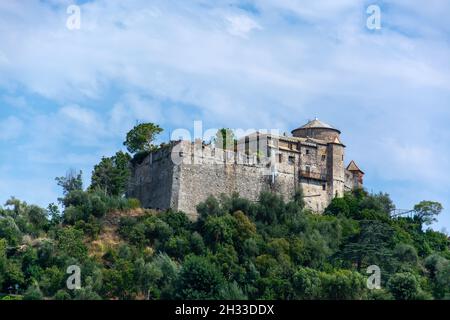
[347,160,364,173]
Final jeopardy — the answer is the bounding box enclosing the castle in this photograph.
[127,119,364,220]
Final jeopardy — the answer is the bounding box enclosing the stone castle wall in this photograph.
[128,139,350,220]
[127,146,178,211]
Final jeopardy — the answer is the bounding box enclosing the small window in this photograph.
[322,184,326,191]
[288,156,295,165]
[321,154,326,161]
[278,154,283,163]
[179,151,184,157]
[306,149,310,155]
[342,155,344,161]
[289,143,293,150]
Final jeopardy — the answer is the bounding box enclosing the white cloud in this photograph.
[60,105,99,127]
[226,14,262,38]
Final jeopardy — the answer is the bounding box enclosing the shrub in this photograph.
[387,272,420,300]
[127,198,141,209]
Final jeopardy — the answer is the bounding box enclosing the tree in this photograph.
[47,203,62,225]
[90,151,131,196]
[203,215,235,246]
[123,123,163,154]
[340,220,394,271]
[39,266,65,297]
[0,240,7,289]
[214,128,236,150]
[387,272,420,300]
[325,197,350,217]
[26,205,49,232]
[393,244,418,266]
[293,267,322,299]
[321,269,366,300]
[23,283,44,300]
[219,281,247,300]
[55,227,88,261]
[232,211,256,244]
[0,217,22,246]
[175,255,225,299]
[414,201,443,226]
[56,169,83,196]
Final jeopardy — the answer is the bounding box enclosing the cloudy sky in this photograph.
[0,0,449,230]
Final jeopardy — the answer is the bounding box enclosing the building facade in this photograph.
[127,119,364,220]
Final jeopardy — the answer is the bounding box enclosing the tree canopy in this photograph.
[123,123,163,154]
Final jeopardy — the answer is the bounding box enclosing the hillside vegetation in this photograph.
[0,185,449,300]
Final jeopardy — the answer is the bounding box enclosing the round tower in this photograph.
[291,118,341,143]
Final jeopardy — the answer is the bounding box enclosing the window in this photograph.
[321,154,326,161]
[288,156,295,165]
[306,149,310,155]
[245,137,250,155]
[322,184,326,191]
[305,165,311,173]
[289,143,293,150]
[278,154,283,163]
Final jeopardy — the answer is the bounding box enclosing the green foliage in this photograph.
[214,128,237,150]
[414,201,443,226]
[123,123,163,154]
[219,281,247,300]
[23,283,44,300]
[0,217,22,246]
[393,244,418,266]
[293,267,322,299]
[39,266,65,297]
[325,198,350,217]
[0,240,7,289]
[55,169,83,196]
[90,151,131,196]
[0,186,447,300]
[55,227,88,261]
[340,220,394,271]
[387,272,420,300]
[61,189,137,225]
[175,255,225,299]
[321,269,366,300]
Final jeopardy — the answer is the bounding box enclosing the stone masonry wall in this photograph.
[127,146,178,211]
[128,136,354,220]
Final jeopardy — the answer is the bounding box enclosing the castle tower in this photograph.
[346,160,364,188]
[292,119,346,200]
[291,118,341,143]
[327,136,345,199]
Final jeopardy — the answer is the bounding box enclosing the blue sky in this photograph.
[0,0,449,231]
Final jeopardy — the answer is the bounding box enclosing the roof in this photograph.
[347,160,364,173]
[292,118,341,133]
